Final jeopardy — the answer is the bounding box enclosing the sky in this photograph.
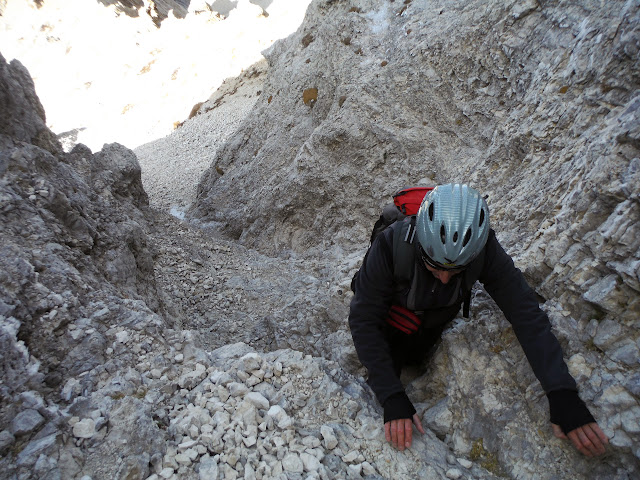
[0,0,311,151]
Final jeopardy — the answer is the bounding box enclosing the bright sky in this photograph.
[0,0,311,151]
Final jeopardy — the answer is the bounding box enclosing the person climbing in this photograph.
[348,183,609,457]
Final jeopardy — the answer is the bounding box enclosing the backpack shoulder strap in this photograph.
[392,216,417,284]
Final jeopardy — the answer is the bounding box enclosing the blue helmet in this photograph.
[415,183,490,269]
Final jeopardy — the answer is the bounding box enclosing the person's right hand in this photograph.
[552,422,609,457]
[385,413,425,450]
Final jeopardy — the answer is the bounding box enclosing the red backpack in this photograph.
[393,186,433,216]
[367,186,433,244]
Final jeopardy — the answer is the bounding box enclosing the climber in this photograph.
[348,183,609,457]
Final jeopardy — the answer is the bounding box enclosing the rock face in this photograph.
[0,53,166,478]
[0,54,161,390]
[97,0,275,25]
[190,0,640,475]
[0,54,59,154]
[97,0,190,25]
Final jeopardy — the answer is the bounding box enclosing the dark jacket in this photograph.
[348,223,577,408]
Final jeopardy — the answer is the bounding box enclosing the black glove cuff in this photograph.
[547,389,596,435]
[383,392,416,423]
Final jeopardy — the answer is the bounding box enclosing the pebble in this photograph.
[282,452,303,473]
[267,405,292,429]
[228,382,250,397]
[362,461,376,476]
[175,453,192,466]
[446,468,463,479]
[321,425,338,450]
[73,419,96,439]
[348,463,362,475]
[116,331,129,343]
[245,392,270,410]
[342,450,359,463]
[159,467,174,479]
[300,452,321,471]
[239,353,262,372]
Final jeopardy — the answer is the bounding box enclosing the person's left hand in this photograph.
[552,422,609,457]
[385,414,425,450]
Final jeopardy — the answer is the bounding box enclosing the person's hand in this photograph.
[552,422,609,457]
[385,413,425,450]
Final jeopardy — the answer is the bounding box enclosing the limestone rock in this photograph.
[72,419,96,439]
[0,430,15,454]
[0,53,60,153]
[189,0,639,476]
[10,409,45,437]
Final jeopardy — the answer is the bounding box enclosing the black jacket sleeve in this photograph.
[479,230,577,393]
[348,228,404,407]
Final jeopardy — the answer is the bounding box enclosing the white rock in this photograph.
[300,452,321,472]
[201,424,214,434]
[239,352,262,372]
[116,331,129,343]
[178,440,198,451]
[73,419,96,439]
[178,364,207,389]
[217,386,231,403]
[159,467,174,479]
[243,462,256,480]
[246,375,262,387]
[184,448,198,461]
[228,382,250,397]
[175,453,192,466]
[611,429,633,448]
[282,452,303,473]
[267,405,292,429]
[446,468,463,479]
[621,406,640,433]
[320,425,338,450]
[457,458,473,469]
[199,456,219,480]
[302,436,320,448]
[348,463,362,475]
[271,460,283,476]
[342,450,359,463]
[243,435,257,448]
[600,385,637,409]
[213,411,231,430]
[424,398,453,437]
[362,461,376,476]
[236,401,258,427]
[245,392,269,410]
